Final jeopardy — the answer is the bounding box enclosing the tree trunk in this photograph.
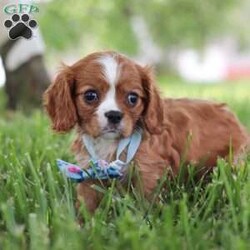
[0,40,50,111]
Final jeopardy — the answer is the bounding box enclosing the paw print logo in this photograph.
[4,14,37,40]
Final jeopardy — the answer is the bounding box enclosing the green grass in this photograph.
[0,80,250,250]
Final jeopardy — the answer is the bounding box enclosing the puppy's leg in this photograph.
[76,181,103,222]
[135,149,180,200]
[133,163,168,201]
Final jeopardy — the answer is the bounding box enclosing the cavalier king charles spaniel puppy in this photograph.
[44,51,249,214]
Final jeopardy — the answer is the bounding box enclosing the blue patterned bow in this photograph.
[57,129,142,182]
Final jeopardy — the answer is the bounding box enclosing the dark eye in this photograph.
[127,92,138,106]
[84,90,98,103]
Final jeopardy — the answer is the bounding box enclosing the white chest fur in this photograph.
[91,136,118,160]
[76,135,118,168]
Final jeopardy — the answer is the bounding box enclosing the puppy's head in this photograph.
[44,51,163,138]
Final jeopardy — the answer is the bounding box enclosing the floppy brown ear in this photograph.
[43,66,77,132]
[137,65,164,134]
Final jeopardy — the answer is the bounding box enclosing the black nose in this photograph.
[104,110,123,124]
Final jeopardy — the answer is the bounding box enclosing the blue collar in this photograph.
[57,129,142,182]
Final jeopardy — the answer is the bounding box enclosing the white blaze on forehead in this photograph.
[97,54,120,85]
[96,54,121,128]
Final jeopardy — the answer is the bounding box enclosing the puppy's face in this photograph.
[44,51,163,138]
[74,53,145,138]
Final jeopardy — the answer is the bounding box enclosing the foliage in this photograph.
[38,0,240,53]
[139,0,237,48]
[0,81,250,249]
[38,0,138,53]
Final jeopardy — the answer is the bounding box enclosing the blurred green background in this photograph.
[37,0,250,76]
[38,0,249,55]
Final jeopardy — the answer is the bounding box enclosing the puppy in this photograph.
[44,51,249,213]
